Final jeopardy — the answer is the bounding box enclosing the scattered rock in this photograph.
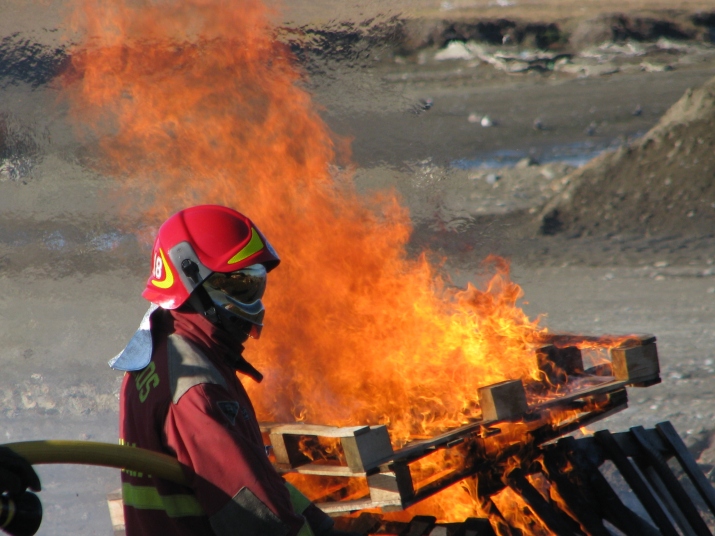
[434,41,475,61]
[515,157,538,168]
[641,61,674,72]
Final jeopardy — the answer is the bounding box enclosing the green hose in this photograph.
[1,440,189,486]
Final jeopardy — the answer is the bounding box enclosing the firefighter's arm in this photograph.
[165,383,310,536]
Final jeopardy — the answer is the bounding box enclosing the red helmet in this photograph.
[142,205,280,310]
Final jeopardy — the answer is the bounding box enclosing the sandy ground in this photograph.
[1,0,715,533]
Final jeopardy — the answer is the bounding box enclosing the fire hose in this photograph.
[0,440,189,536]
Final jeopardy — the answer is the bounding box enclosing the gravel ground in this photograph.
[1,1,715,533]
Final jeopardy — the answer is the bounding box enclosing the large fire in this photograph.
[63,0,585,525]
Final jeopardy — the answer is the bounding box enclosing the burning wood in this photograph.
[259,333,662,520]
[311,421,715,536]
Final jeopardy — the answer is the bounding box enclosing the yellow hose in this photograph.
[1,440,189,486]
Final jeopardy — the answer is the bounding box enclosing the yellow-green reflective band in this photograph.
[285,481,311,515]
[285,482,316,536]
[227,228,264,264]
[122,483,204,518]
[297,521,316,536]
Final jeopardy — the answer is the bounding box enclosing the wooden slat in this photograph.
[262,423,370,437]
[594,430,679,536]
[287,463,365,477]
[631,425,712,536]
[541,450,612,536]
[377,379,630,468]
[656,421,715,518]
[551,437,661,536]
[506,468,585,536]
[316,497,384,514]
[402,515,436,536]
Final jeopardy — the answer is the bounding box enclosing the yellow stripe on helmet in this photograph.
[227,228,264,265]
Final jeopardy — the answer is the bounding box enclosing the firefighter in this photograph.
[111,205,356,536]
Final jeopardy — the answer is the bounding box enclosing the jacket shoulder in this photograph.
[166,334,228,404]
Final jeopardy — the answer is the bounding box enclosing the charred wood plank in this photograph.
[612,428,668,458]
[506,468,585,536]
[476,477,517,536]
[333,512,382,534]
[532,389,628,442]
[377,379,632,467]
[453,518,497,536]
[656,421,715,517]
[558,436,661,536]
[541,450,611,536]
[630,426,712,536]
[594,430,679,536]
[638,463,700,536]
[401,515,436,536]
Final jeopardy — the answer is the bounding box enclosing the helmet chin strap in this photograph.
[186,285,220,325]
[181,259,220,325]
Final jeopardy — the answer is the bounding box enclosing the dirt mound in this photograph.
[539,75,715,238]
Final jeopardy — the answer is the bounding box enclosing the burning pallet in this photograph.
[327,421,715,536]
[260,334,661,515]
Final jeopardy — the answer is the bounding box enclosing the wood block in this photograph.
[342,425,394,472]
[610,339,660,384]
[107,489,126,535]
[367,462,414,507]
[269,432,311,467]
[478,379,528,421]
[268,423,393,471]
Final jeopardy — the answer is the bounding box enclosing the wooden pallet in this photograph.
[332,421,715,536]
[259,334,660,514]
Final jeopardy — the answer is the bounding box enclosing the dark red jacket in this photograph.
[119,308,328,536]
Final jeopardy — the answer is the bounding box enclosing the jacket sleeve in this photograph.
[164,383,306,536]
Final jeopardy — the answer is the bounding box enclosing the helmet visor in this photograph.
[203,264,267,338]
[204,264,267,303]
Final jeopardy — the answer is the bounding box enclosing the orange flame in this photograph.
[60,0,588,524]
[63,0,549,442]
